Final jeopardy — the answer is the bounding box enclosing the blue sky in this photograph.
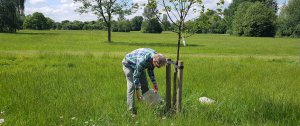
[25,0,287,22]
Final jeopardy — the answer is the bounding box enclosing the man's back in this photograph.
[125,48,157,69]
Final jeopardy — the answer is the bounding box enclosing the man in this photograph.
[122,48,166,117]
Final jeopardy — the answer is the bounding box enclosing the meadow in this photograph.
[0,30,299,126]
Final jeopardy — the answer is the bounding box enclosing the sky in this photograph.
[24,0,287,22]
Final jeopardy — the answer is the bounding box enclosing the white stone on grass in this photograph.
[199,97,215,104]
[0,118,4,124]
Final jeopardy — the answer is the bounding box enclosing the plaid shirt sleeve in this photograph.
[147,68,156,84]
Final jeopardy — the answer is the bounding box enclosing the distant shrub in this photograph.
[141,18,163,33]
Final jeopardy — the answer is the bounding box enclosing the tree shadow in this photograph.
[109,41,204,47]
[15,32,59,35]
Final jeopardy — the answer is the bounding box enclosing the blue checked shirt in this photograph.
[124,48,157,88]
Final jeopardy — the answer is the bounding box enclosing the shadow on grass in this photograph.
[108,41,204,47]
[15,32,59,35]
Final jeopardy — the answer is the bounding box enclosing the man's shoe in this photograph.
[131,110,137,118]
[131,113,137,118]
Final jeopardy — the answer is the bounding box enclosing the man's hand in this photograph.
[153,83,158,93]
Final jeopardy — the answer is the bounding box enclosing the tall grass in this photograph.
[0,30,299,125]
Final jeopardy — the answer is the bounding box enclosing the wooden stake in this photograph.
[176,61,183,113]
[173,69,177,108]
[166,59,171,111]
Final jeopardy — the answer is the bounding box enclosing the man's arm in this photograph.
[147,69,156,84]
[147,69,158,93]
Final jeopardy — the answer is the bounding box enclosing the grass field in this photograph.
[0,30,299,125]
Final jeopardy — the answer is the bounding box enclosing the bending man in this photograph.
[122,48,166,117]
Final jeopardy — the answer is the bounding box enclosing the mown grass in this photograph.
[0,30,299,125]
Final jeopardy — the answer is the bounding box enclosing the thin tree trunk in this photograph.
[108,22,111,43]
[107,13,112,43]
[176,26,182,63]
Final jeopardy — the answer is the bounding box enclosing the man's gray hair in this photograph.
[153,53,166,66]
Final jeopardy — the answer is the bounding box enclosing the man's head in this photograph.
[152,54,166,68]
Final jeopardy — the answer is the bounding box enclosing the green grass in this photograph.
[0,30,299,125]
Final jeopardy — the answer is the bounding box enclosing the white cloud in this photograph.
[25,0,233,22]
[25,0,97,22]
[133,0,147,4]
[226,0,233,4]
[127,0,233,21]
[60,0,70,3]
[29,0,46,5]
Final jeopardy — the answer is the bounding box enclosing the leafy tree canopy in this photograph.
[232,2,276,37]
[23,12,54,30]
[277,0,300,37]
[131,16,143,31]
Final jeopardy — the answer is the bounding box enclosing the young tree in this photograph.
[74,0,138,43]
[148,0,224,111]
[148,0,224,62]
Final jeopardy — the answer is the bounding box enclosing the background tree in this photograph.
[141,18,163,33]
[188,10,226,34]
[143,5,157,20]
[117,11,125,21]
[141,5,162,33]
[16,0,26,29]
[264,0,278,13]
[16,0,25,15]
[130,16,143,31]
[82,20,105,30]
[277,0,300,37]
[232,2,276,37]
[224,0,277,34]
[74,0,138,43]
[161,14,171,31]
[46,17,55,29]
[112,20,131,32]
[23,12,52,30]
[0,0,20,32]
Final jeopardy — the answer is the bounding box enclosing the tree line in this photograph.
[1,0,300,38]
[20,12,162,32]
[20,6,171,33]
